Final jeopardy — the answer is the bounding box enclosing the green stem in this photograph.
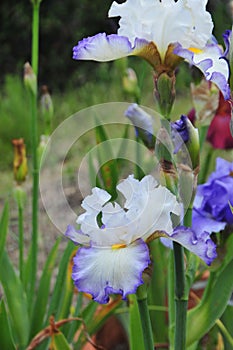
[135,136,144,180]
[28,0,40,309]
[18,205,24,282]
[199,125,209,152]
[173,242,188,350]
[183,207,192,227]
[198,145,214,184]
[173,204,193,349]
[168,251,175,349]
[32,1,40,76]
[216,319,233,347]
[137,284,154,350]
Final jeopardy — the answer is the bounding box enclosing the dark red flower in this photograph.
[206,93,233,149]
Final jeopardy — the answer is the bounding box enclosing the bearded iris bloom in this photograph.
[66,175,216,304]
[193,158,233,238]
[73,0,230,99]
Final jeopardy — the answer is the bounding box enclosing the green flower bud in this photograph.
[13,186,27,210]
[40,85,54,135]
[154,72,176,119]
[12,138,28,185]
[122,68,141,102]
[24,62,37,96]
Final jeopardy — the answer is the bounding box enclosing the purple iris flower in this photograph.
[193,158,233,238]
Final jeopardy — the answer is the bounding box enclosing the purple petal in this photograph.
[222,30,232,58]
[73,33,133,61]
[72,239,150,304]
[125,104,155,148]
[73,33,150,63]
[192,208,226,238]
[171,226,217,265]
[174,43,230,100]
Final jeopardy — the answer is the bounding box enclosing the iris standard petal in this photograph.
[174,44,230,99]
[109,0,213,59]
[72,239,150,304]
[117,175,181,240]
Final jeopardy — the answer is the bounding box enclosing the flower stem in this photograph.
[173,204,193,349]
[18,205,24,282]
[28,0,40,309]
[32,1,40,76]
[137,285,154,350]
[173,242,188,350]
[135,136,144,180]
[216,319,233,347]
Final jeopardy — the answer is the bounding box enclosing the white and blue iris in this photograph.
[66,175,217,304]
[73,0,230,99]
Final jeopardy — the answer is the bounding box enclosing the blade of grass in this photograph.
[0,201,9,263]
[51,332,72,350]
[0,300,16,350]
[0,251,30,348]
[30,237,61,338]
[46,241,75,322]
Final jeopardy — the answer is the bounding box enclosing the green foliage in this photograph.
[0,76,30,170]
[0,202,123,349]
[0,251,30,348]
[186,234,233,347]
[0,300,16,350]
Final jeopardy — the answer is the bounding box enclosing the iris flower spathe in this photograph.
[66,175,216,304]
[73,0,230,99]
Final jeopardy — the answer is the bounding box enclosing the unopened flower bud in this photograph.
[178,164,197,209]
[40,85,54,135]
[13,186,27,210]
[24,62,37,95]
[12,138,28,184]
[155,126,178,195]
[125,104,155,149]
[190,79,219,126]
[37,134,49,166]
[154,72,176,119]
[171,115,199,170]
[122,68,141,101]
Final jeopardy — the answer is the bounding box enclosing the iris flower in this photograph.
[193,158,233,237]
[73,0,230,99]
[66,175,216,304]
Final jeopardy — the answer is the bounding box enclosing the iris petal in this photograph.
[73,33,151,62]
[72,239,150,304]
[170,226,217,265]
[174,43,230,99]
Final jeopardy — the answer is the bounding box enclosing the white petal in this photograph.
[109,0,213,58]
[65,225,90,245]
[73,33,135,61]
[72,239,150,303]
[174,44,230,99]
[74,175,180,247]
